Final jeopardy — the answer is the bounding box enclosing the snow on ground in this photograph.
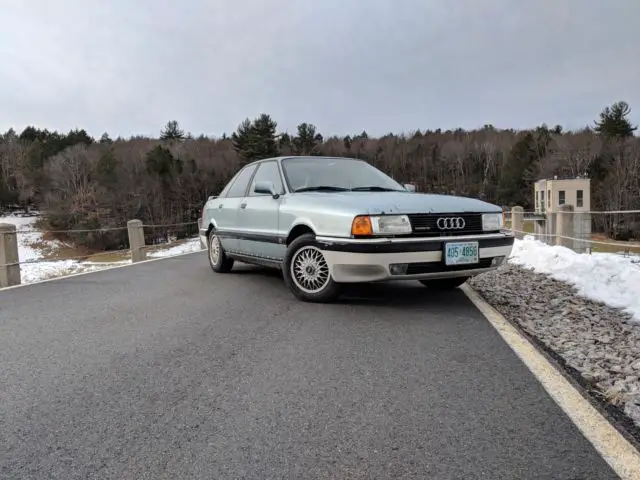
[0,213,84,283]
[0,213,203,285]
[147,238,202,257]
[509,235,640,321]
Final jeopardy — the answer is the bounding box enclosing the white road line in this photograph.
[0,250,205,292]
[462,284,640,480]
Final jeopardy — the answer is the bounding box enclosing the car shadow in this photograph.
[226,263,469,308]
[337,281,469,308]
[230,263,284,278]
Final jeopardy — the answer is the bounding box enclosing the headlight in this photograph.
[351,215,412,236]
[482,213,502,231]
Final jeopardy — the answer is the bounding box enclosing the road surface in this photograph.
[0,253,619,479]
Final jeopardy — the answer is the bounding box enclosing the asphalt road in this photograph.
[0,252,619,479]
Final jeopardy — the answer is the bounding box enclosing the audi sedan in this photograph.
[199,156,515,303]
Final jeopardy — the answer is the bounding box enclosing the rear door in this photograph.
[212,164,258,252]
[235,161,286,261]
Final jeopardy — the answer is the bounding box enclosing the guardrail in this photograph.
[0,219,205,288]
[504,206,640,256]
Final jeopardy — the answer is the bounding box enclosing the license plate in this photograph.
[444,241,479,266]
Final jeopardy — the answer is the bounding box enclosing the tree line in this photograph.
[0,101,637,250]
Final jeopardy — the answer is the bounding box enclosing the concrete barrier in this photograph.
[0,223,21,287]
[511,206,524,238]
[556,204,574,249]
[127,219,147,263]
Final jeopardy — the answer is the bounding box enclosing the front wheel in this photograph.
[208,229,234,273]
[282,233,341,303]
[419,277,468,289]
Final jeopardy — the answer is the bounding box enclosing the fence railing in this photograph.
[504,205,640,256]
[0,219,205,288]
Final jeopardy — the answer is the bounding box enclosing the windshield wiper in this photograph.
[294,186,350,192]
[350,186,404,192]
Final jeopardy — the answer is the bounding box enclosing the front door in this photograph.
[235,161,286,261]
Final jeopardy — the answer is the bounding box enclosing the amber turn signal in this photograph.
[351,215,373,236]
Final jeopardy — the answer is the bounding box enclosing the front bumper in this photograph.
[315,233,514,283]
[199,227,208,249]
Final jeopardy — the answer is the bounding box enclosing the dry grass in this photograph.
[31,233,199,264]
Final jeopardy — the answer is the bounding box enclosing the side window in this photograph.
[217,173,239,198]
[249,161,284,196]
[226,165,258,198]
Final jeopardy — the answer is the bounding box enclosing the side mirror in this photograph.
[403,183,416,192]
[254,180,279,198]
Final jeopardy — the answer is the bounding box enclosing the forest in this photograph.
[0,101,637,250]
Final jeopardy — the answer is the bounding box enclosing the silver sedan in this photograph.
[200,156,514,302]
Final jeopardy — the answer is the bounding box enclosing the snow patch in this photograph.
[147,238,202,258]
[509,236,640,321]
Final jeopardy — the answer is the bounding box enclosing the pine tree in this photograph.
[250,113,279,159]
[231,114,279,162]
[160,120,186,141]
[594,101,637,138]
[293,122,323,155]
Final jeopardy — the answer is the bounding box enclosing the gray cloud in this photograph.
[1,0,638,138]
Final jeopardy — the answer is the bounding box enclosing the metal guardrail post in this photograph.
[0,223,21,287]
[127,219,147,263]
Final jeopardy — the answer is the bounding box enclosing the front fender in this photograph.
[287,218,318,235]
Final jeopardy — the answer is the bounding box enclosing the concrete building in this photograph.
[534,176,591,215]
[532,176,592,252]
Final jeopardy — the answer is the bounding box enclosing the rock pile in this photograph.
[469,263,640,430]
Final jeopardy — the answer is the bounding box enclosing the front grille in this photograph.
[407,212,485,237]
[405,258,492,275]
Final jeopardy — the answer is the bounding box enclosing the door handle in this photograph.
[218,204,223,209]
[240,203,247,209]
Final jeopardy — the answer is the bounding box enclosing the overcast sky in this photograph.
[1,0,638,138]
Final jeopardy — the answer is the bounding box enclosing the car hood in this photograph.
[292,191,501,215]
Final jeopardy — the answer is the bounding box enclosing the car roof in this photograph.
[245,155,357,166]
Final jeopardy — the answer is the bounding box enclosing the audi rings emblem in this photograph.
[436,217,465,230]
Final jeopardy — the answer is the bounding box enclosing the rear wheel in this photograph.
[419,277,468,289]
[208,229,234,273]
[283,233,341,303]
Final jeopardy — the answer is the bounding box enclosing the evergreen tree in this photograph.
[250,113,279,159]
[95,149,119,186]
[498,133,539,208]
[594,101,637,138]
[160,120,186,141]
[231,114,279,162]
[146,145,183,177]
[231,118,253,161]
[293,122,323,155]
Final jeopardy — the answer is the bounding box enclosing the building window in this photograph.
[547,190,551,207]
[577,189,583,208]
[558,190,565,205]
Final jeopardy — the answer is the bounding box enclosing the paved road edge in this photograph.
[0,249,205,292]
[462,283,640,480]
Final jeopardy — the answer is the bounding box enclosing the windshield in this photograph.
[281,157,406,192]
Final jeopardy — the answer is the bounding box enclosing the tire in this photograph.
[208,228,234,273]
[419,276,469,289]
[282,233,341,303]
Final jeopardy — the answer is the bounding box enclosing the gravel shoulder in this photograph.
[470,262,640,446]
